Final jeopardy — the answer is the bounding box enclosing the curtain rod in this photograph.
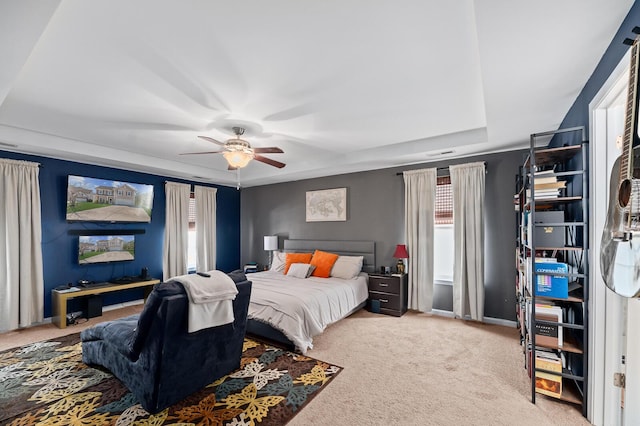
[395,167,449,176]
[395,162,486,176]
[0,158,42,168]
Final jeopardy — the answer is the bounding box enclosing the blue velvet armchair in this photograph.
[80,271,252,414]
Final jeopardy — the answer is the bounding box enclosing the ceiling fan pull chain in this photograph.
[236,168,241,190]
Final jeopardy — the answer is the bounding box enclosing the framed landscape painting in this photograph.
[306,188,347,222]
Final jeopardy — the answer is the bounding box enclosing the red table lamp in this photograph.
[393,244,409,274]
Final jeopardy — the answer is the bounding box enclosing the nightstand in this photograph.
[367,273,408,317]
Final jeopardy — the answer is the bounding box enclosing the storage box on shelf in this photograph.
[515,126,588,417]
[530,211,566,248]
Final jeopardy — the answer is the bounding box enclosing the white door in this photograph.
[625,298,640,424]
[590,48,640,426]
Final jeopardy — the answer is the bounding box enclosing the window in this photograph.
[434,175,454,283]
[187,192,197,271]
[435,176,453,225]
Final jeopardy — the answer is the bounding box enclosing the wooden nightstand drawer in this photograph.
[369,292,401,311]
[368,276,401,294]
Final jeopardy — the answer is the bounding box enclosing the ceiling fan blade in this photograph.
[198,136,226,146]
[254,154,286,168]
[228,165,238,171]
[253,147,284,154]
[179,151,223,155]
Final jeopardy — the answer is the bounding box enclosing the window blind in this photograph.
[435,175,453,224]
[188,192,196,230]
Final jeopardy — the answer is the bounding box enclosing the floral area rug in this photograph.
[0,333,341,425]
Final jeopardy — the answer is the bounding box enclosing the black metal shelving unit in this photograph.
[516,126,589,417]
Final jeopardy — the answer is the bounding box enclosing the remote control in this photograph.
[197,272,210,277]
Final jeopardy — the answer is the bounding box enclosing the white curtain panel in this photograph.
[450,162,485,321]
[163,182,190,281]
[403,168,437,312]
[194,185,217,272]
[0,159,44,331]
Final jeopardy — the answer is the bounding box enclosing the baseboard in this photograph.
[28,317,52,327]
[482,316,517,328]
[432,309,455,318]
[431,309,517,328]
[103,299,145,312]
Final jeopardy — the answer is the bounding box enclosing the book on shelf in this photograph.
[243,263,258,273]
[534,262,569,299]
[535,181,566,191]
[526,188,560,200]
[518,299,526,334]
[526,170,567,200]
[535,347,560,361]
[534,256,559,263]
[534,350,562,398]
[534,304,563,348]
[534,169,556,182]
[523,257,563,294]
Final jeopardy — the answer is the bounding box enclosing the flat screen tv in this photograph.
[66,175,154,223]
[78,235,135,264]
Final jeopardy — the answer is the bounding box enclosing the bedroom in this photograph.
[1,1,639,424]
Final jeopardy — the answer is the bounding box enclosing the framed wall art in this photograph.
[305,188,347,222]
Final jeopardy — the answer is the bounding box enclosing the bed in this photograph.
[245,239,375,353]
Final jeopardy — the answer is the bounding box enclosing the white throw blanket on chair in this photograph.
[173,270,238,332]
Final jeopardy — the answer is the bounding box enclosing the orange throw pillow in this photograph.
[285,252,313,274]
[310,249,339,278]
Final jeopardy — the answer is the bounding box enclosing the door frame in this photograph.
[588,48,640,425]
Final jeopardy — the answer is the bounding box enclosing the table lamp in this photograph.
[393,244,409,274]
[263,236,278,268]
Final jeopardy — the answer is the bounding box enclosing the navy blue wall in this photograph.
[0,150,240,318]
[555,1,640,143]
[546,2,640,226]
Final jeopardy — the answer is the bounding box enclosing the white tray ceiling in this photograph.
[0,0,633,187]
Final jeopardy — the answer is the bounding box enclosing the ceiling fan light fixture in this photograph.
[191,126,285,169]
[223,150,254,168]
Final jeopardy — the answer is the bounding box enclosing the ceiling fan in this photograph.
[180,126,285,169]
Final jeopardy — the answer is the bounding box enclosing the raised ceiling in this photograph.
[0,1,634,187]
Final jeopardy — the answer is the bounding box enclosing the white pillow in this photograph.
[286,263,316,278]
[330,255,364,279]
[270,251,286,273]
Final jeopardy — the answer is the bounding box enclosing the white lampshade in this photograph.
[223,150,253,168]
[263,235,278,251]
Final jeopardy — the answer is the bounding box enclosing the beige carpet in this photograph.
[0,306,589,426]
[0,304,144,352]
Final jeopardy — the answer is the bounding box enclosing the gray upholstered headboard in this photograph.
[282,239,375,273]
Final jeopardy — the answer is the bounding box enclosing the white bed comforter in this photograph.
[247,270,369,354]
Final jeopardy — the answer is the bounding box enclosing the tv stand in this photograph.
[51,278,159,328]
[108,276,139,285]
